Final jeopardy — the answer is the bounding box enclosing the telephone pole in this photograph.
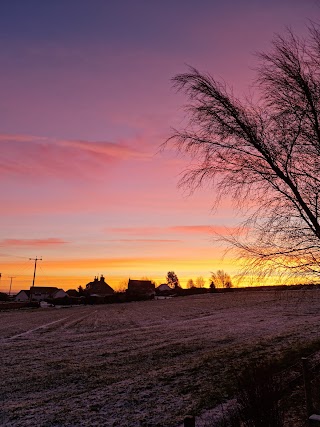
[8,276,15,296]
[30,256,42,288]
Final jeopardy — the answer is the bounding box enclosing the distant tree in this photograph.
[117,279,128,293]
[209,280,216,293]
[166,271,180,289]
[195,276,205,288]
[187,278,195,289]
[210,270,233,289]
[167,25,320,282]
[78,285,85,296]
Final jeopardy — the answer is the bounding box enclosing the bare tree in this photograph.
[195,276,205,288]
[187,278,195,288]
[211,270,233,288]
[167,25,320,282]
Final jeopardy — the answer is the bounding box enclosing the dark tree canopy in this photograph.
[166,271,180,288]
[168,25,320,282]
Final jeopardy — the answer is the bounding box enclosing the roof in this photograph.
[128,279,153,287]
[51,289,67,298]
[30,287,59,294]
[66,289,79,297]
[127,279,155,294]
[16,290,30,296]
[156,284,171,291]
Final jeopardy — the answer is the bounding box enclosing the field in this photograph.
[2,290,320,426]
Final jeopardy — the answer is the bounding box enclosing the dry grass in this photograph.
[1,290,320,426]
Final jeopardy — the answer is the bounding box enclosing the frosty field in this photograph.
[2,290,320,427]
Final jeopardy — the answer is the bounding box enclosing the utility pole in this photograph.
[29,256,42,300]
[8,276,15,296]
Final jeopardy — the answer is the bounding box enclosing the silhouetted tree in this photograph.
[117,279,128,293]
[210,270,233,288]
[195,276,205,288]
[209,280,216,293]
[166,271,180,289]
[78,285,85,296]
[187,278,195,289]
[168,25,320,282]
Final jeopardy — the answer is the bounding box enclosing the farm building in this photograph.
[127,279,155,300]
[15,290,30,301]
[85,275,114,296]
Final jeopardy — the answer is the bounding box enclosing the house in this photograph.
[15,290,30,302]
[156,283,172,293]
[155,283,174,297]
[29,287,59,301]
[66,289,79,297]
[127,279,155,300]
[85,275,114,296]
[51,289,68,299]
[27,286,67,301]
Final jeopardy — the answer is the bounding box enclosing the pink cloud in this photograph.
[169,225,214,234]
[57,139,148,160]
[0,134,46,143]
[0,133,150,179]
[0,238,68,247]
[107,225,246,236]
[169,225,247,235]
[117,239,180,243]
[109,227,163,235]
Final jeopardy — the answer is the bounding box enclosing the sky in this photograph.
[0,0,319,293]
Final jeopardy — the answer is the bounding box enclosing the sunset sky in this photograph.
[1,0,319,293]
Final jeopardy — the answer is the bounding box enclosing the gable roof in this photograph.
[51,289,68,298]
[16,290,30,297]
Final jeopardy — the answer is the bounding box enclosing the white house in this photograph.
[51,289,68,299]
[156,284,172,293]
[15,290,30,302]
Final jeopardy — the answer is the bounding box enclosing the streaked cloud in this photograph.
[0,238,68,247]
[0,133,149,178]
[116,239,180,243]
[170,225,247,235]
[57,139,148,160]
[107,225,245,236]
